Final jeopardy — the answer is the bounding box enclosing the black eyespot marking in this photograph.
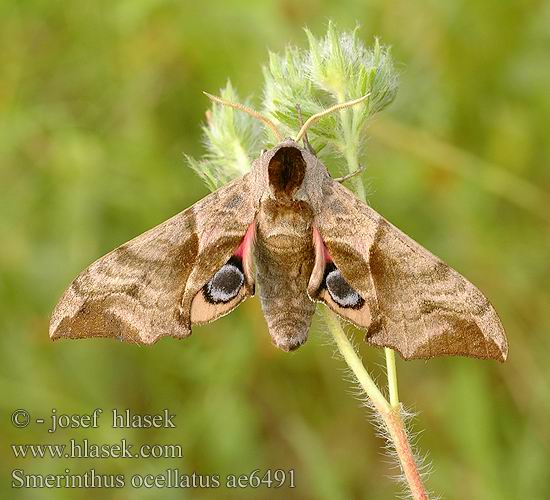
[203,256,245,304]
[323,262,364,309]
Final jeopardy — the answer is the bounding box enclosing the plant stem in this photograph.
[386,409,429,500]
[385,348,400,408]
[323,310,429,500]
[336,95,364,197]
[324,310,389,413]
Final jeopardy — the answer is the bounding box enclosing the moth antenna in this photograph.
[295,104,316,155]
[203,92,283,142]
[295,93,371,143]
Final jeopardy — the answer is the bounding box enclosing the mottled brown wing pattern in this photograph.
[314,181,508,361]
[49,174,257,345]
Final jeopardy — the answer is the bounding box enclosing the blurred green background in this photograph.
[1,1,549,499]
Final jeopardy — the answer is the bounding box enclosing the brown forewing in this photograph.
[313,180,508,361]
[49,174,257,345]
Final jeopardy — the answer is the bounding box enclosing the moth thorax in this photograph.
[256,199,314,256]
[268,146,306,200]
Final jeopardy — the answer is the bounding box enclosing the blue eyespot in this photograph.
[324,265,364,309]
[203,257,244,304]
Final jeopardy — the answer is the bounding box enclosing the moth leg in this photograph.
[334,163,365,183]
[295,104,316,155]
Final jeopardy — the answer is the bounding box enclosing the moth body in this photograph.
[254,198,316,351]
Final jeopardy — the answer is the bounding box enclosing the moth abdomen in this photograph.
[268,315,311,351]
[254,196,317,351]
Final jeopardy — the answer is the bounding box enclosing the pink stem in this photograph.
[382,406,429,500]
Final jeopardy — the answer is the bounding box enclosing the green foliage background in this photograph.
[1,1,549,499]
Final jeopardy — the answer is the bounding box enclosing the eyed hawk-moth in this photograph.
[49,96,508,362]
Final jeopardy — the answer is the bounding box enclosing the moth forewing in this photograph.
[49,175,258,344]
[312,180,508,361]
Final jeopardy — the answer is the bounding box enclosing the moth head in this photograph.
[253,140,327,206]
[267,141,306,201]
[202,91,367,206]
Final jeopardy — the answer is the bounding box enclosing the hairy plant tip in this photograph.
[187,24,398,189]
[262,21,399,169]
[186,81,264,191]
[261,47,320,144]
